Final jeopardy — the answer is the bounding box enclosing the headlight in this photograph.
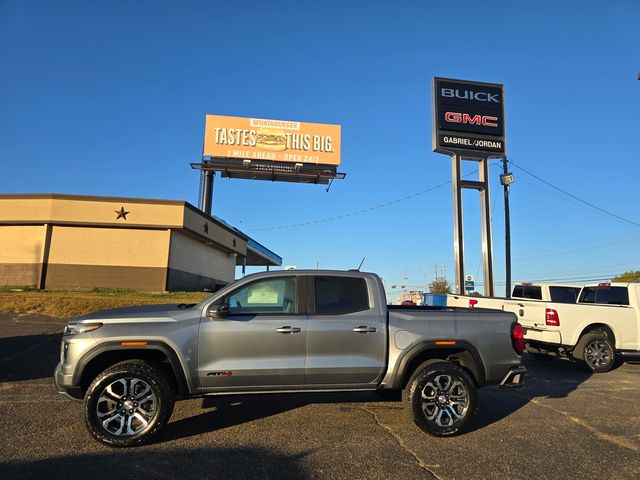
[63,323,103,336]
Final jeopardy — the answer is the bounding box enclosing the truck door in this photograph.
[198,275,307,391]
[305,275,386,387]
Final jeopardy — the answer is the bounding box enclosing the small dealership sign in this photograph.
[432,77,506,154]
[203,115,341,166]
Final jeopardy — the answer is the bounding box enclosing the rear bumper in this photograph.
[499,365,526,389]
[523,327,561,345]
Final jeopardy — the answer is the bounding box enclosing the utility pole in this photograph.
[500,158,514,298]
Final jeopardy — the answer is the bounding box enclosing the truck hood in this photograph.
[73,303,199,323]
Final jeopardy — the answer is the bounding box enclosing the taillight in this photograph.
[469,299,478,308]
[545,308,560,326]
[511,323,525,355]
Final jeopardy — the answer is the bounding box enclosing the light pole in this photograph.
[500,158,515,298]
[417,267,428,292]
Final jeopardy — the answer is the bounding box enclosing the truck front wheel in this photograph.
[404,359,477,436]
[84,360,175,447]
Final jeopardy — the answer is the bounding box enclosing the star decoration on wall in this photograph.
[204,222,209,234]
[115,207,130,220]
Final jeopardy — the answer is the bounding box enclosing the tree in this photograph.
[429,278,451,294]
[612,270,640,282]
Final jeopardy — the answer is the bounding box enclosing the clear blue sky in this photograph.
[1,0,639,297]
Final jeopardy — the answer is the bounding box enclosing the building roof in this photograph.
[0,193,282,267]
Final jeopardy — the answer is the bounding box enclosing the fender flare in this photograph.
[72,341,192,396]
[569,321,620,349]
[389,340,486,390]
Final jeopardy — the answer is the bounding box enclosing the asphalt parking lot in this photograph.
[0,312,638,480]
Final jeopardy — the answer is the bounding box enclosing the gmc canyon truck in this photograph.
[448,282,640,372]
[55,270,525,447]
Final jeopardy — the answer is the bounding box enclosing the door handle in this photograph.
[353,326,377,333]
[276,326,302,334]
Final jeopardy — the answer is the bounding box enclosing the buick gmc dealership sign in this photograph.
[432,77,506,154]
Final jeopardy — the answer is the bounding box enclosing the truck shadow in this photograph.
[467,355,592,432]
[158,391,382,443]
[0,332,62,382]
[0,446,311,480]
[160,356,595,442]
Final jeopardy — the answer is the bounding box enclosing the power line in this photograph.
[509,160,640,229]
[247,172,470,232]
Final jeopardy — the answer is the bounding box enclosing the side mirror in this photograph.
[207,303,229,318]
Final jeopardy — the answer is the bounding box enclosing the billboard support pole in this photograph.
[451,153,465,295]
[201,169,215,215]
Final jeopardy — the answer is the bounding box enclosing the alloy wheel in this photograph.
[420,374,470,428]
[96,378,158,436]
[584,340,612,369]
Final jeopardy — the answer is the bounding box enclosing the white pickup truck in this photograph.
[447,282,640,372]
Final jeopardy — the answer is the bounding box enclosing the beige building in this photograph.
[0,194,281,291]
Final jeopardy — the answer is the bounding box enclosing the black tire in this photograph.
[403,359,477,436]
[84,360,175,447]
[576,332,616,373]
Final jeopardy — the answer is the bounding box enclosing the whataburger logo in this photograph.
[249,118,300,131]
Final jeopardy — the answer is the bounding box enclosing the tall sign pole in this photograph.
[432,77,507,297]
[501,158,515,298]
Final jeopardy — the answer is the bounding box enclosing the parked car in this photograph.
[447,282,640,372]
[55,270,525,447]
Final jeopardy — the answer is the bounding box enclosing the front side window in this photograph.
[579,286,629,305]
[226,277,297,315]
[314,276,369,314]
[601,287,629,305]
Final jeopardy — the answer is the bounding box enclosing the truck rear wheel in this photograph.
[576,332,616,373]
[403,359,477,436]
[84,360,175,447]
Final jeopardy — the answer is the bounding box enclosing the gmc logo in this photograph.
[445,112,498,127]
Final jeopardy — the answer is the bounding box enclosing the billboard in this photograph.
[432,77,506,154]
[203,115,341,166]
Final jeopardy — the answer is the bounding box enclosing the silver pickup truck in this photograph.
[54,270,525,447]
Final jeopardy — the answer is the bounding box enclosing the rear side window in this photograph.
[549,287,580,304]
[314,276,370,314]
[512,285,542,300]
[579,286,629,305]
[523,286,542,300]
[511,285,542,300]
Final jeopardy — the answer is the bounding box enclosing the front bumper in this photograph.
[53,362,83,402]
[498,365,526,389]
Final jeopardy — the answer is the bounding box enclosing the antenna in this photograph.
[357,257,366,271]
